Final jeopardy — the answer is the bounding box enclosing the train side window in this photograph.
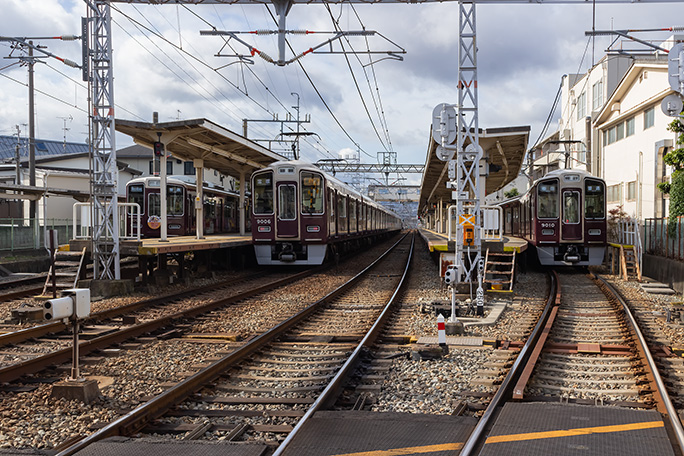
[301,172,324,214]
[253,172,274,215]
[127,185,144,214]
[585,180,605,219]
[338,195,347,230]
[563,191,580,224]
[537,180,558,219]
[278,184,297,220]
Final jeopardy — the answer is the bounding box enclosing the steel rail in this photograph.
[55,233,409,456]
[273,233,415,456]
[0,270,295,348]
[0,268,321,383]
[459,270,559,456]
[594,274,684,455]
[0,286,44,303]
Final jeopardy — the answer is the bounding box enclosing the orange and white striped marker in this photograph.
[437,314,446,346]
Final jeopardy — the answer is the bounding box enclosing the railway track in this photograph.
[51,232,413,454]
[460,270,684,456]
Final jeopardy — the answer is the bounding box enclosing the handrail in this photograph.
[72,202,140,241]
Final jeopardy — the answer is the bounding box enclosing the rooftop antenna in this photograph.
[57,115,73,151]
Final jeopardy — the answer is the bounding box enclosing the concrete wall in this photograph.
[643,253,684,295]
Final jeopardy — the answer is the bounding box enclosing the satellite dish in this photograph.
[661,94,683,117]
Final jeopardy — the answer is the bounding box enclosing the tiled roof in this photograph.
[0,135,89,162]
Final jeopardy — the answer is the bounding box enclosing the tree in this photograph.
[656,118,684,236]
[504,188,519,199]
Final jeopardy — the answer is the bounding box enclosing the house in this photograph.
[594,58,674,220]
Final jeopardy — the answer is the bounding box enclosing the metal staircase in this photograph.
[483,248,515,292]
[37,248,87,299]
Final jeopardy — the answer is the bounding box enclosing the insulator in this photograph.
[257,50,275,63]
[344,31,375,36]
[60,35,79,41]
[672,26,684,32]
[63,59,79,68]
[288,30,309,35]
[253,30,274,35]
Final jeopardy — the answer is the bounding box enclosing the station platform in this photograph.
[479,402,674,456]
[122,234,252,256]
[419,229,528,254]
[71,233,252,257]
[279,410,477,456]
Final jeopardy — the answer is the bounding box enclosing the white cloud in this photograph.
[0,0,683,187]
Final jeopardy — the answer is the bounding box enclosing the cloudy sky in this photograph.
[0,0,682,185]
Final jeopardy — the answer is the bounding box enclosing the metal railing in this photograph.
[645,217,684,261]
[0,218,72,252]
[446,205,503,242]
[611,218,643,270]
[72,203,141,242]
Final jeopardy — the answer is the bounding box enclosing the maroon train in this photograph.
[125,176,246,237]
[251,160,402,265]
[499,169,606,266]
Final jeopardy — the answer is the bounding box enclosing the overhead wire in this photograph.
[0,72,87,114]
[348,2,394,152]
[185,5,338,159]
[324,3,389,153]
[264,5,373,159]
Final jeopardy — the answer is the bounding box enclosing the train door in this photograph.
[328,188,336,237]
[561,190,582,240]
[276,182,298,238]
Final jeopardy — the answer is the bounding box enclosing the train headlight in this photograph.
[258,226,271,233]
[588,229,601,236]
[542,229,554,236]
[306,225,320,233]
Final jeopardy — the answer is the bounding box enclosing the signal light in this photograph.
[153,141,164,156]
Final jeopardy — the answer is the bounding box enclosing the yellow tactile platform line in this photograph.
[484,420,664,445]
[330,442,464,456]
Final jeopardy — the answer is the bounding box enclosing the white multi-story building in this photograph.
[594,58,674,220]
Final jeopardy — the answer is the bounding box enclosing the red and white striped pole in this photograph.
[437,314,446,346]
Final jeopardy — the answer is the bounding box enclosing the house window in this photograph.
[592,80,603,110]
[626,117,635,137]
[644,107,655,129]
[184,161,195,175]
[608,127,616,144]
[167,160,173,175]
[626,181,637,201]
[149,160,158,175]
[576,91,586,120]
[616,122,625,141]
[607,184,622,203]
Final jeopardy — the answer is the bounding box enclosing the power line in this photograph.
[265,6,372,159]
[324,3,389,153]
[0,72,87,114]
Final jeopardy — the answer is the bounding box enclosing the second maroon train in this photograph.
[499,168,606,266]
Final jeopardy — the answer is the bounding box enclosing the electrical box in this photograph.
[460,215,475,246]
[63,288,91,319]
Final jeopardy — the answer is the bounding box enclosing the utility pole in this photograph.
[291,92,300,160]
[14,125,21,189]
[28,41,36,224]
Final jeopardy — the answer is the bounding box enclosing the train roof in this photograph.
[126,175,240,196]
[256,160,401,218]
[539,168,605,182]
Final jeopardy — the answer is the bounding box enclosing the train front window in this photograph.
[148,193,161,217]
[585,180,605,219]
[168,186,184,216]
[253,172,274,214]
[301,172,324,214]
[127,185,144,214]
[563,191,580,224]
[278,184,296,220]
[537,180,558,219]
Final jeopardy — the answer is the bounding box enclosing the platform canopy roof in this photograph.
[419,126,530,213]
[0,184,90,202]
[115,118,287,179]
